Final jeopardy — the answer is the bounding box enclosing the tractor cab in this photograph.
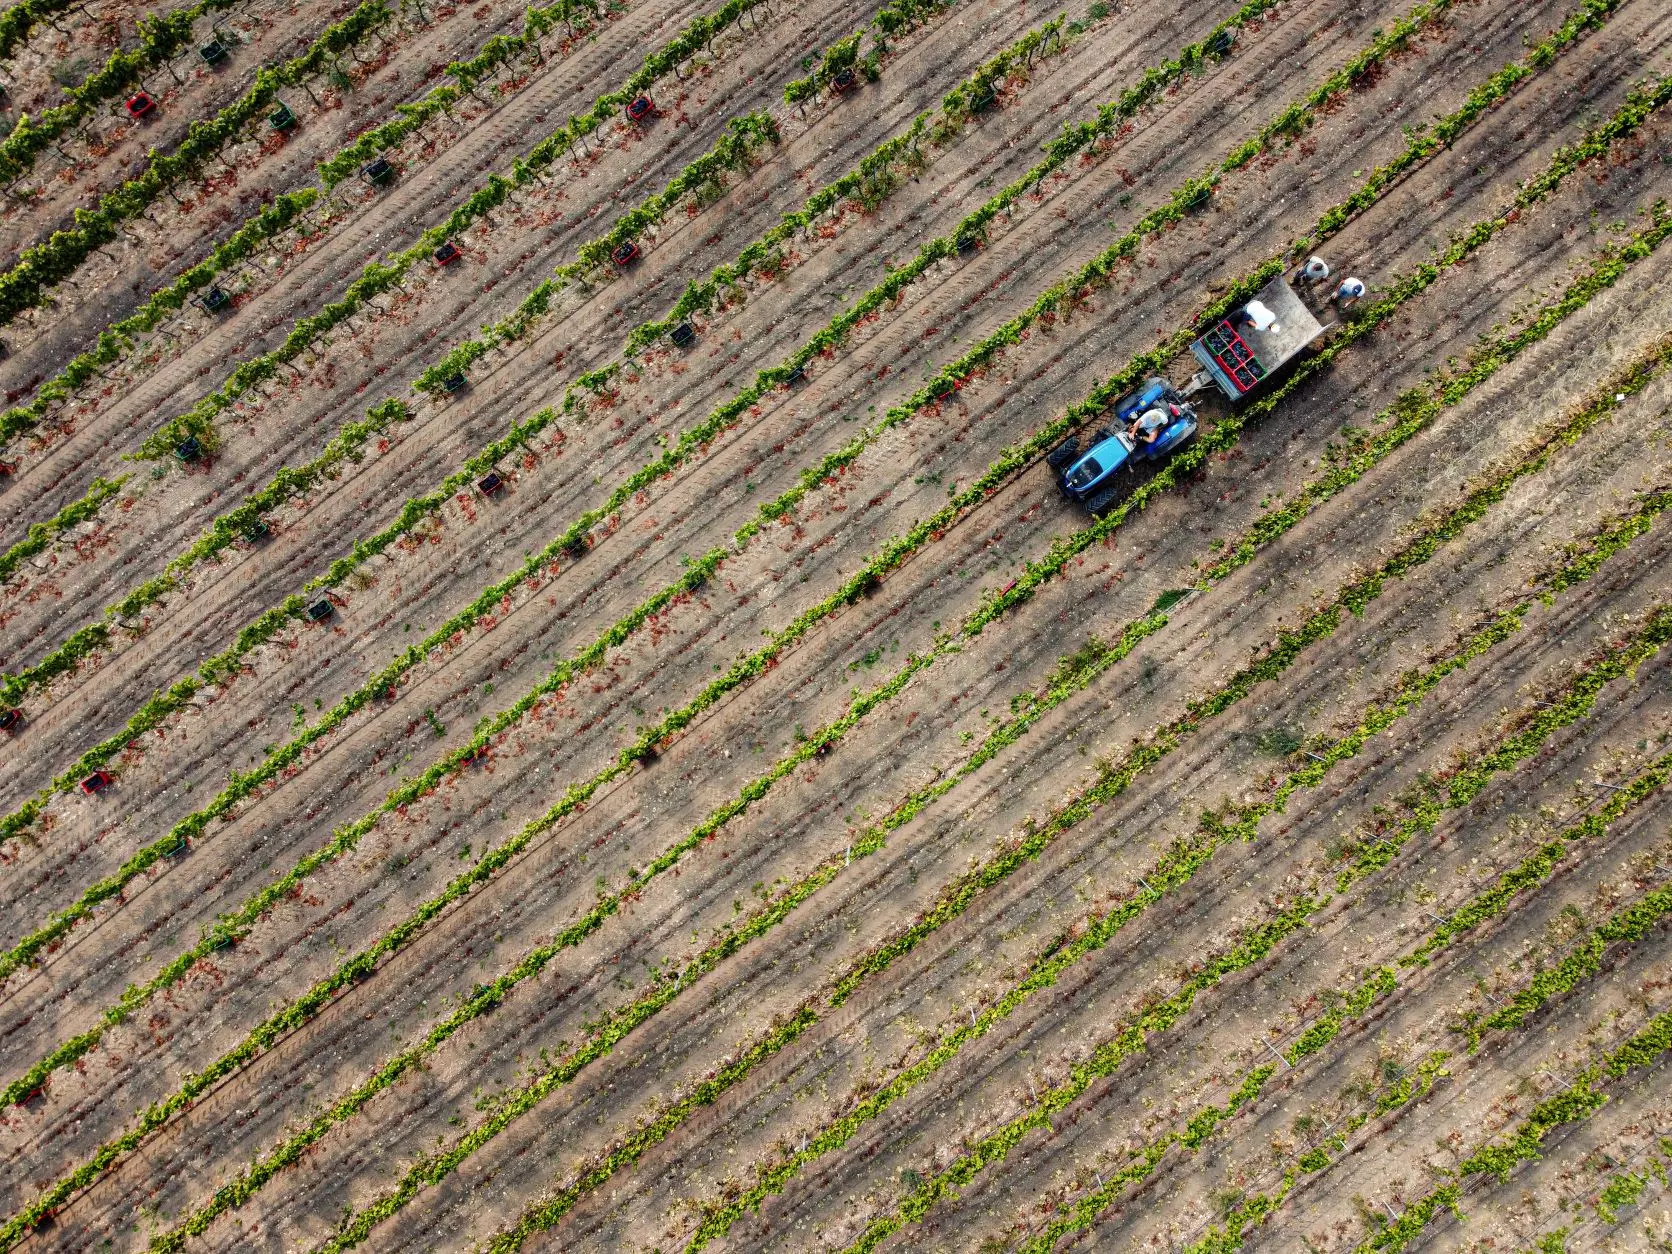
[1048,377,1198,512]
[1055,430,1134,497]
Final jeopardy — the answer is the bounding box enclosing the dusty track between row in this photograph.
[3,0,1669,1247]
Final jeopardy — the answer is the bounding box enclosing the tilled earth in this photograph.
[1,0,1670,1249]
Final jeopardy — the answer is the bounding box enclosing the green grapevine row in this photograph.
[0,0,615,443]
[692,404,1672,1252]
[0,0,246,188]
[301,85,1672,1254]
[0,11,1614,1239]
[0,1,394,323]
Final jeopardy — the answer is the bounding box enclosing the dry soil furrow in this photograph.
[812,764,1672,1254]
[523,350,1672,1252]
[1011,903,1672,1254]
[0,2,1645,1230]
[0,0,597,393]
[643,564,1672,1253]
[1242,937,1672,1254]
[0,0,809,545]
[0,0,360,259]
[0,0,1411,943]
[0,0,1638,1190]
[67,171,1672,1252]
[0,0,1307,837]
[930,698,1672,1252]
[1376,1070,1672,1254]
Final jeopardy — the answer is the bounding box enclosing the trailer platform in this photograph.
[1189,276,1325,401]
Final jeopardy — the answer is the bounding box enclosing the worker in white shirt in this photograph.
[1336,276,1366,307]
[1298,256,1331,283]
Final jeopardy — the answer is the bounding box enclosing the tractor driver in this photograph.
[1132,406,1170,446]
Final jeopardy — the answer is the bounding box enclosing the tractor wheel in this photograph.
[1045,436,1080,474]
[1083,480,1124,516]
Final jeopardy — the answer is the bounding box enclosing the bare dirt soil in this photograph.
[3,0,1671,1249]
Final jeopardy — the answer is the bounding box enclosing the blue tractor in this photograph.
[1046,376,1199,513]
